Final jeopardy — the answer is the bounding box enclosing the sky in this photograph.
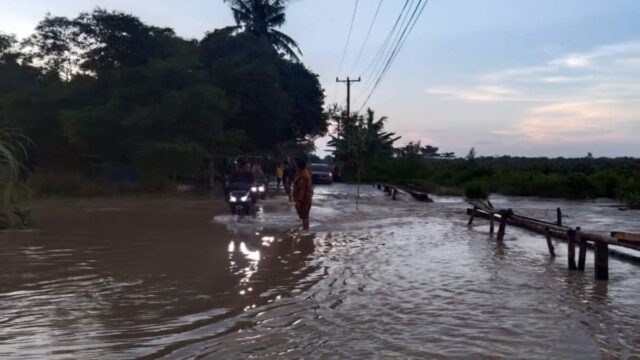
[1,0,639,157]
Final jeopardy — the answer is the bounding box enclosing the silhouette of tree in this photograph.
[21,15,82,80]
[223,0,302,61]
[0,33,17,62]
[466,147,476,161]
[421,144,439,158]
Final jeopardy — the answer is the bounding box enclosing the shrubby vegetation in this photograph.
[0,2,326,195]
[329,107,640,207]
[364,155,640,206]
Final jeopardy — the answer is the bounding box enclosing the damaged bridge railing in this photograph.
[467,200,640,281]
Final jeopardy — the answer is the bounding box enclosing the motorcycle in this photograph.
[227,184,255,218]
[251,178,267,200]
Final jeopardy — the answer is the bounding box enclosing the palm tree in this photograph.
[363,109,399,161]
[223,0,302,61]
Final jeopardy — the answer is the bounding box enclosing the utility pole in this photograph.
[336,76,361,121]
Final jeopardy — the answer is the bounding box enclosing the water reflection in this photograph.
[0,190,638,358]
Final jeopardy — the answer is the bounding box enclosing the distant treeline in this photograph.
[0,6,326,193]
[364,156,640,208]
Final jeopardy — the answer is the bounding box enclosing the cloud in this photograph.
[427,39,640,149]
[495,101,638,144]
[426,85,517,102]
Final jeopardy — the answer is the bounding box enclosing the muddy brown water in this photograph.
[0,185,639,359]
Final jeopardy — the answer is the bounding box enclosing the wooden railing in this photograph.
[466,200,640,281]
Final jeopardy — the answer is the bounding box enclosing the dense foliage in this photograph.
[0,7,326,193]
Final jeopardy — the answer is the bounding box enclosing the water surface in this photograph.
[0,186,638,359]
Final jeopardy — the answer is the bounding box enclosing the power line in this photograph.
[354,0,414,102]
[333,0,360,104]
[349,0,384,75]
[357,0,411,85]
[358,0,429,111]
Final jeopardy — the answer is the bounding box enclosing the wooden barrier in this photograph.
[567,229,577,270]
[466,203,640,281]
[545,227,555,257]
[595,242,609,280]
[375,183,433,202]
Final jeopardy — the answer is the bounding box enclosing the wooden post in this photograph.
[567,229,577,270]
[496,210,509,241]
[556,208,562,226]
[392,188,398,200]
[545,227,555,257]
[594,241,609,280]
[468,207,476,226]
[489,215,495,235]
[384,185,390,194]
[577,227,586,271]
[377,184,381,190]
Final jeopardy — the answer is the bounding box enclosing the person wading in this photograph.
[283,157,294,202]
[275,163,284,191]
[292,158,313,231]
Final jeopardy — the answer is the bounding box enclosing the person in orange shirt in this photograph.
[292,158,313,231]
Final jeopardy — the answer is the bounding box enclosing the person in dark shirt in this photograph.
[229,162,255,187]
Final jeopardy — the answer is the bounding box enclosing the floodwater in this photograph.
[0,185,639,359]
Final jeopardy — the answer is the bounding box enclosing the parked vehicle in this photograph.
[310,163,333,184]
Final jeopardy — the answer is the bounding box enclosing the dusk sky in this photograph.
[2,0,639,157]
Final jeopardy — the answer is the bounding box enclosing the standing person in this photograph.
[275,163,284,191]
[293,158,313,231]
[283,158,294,202]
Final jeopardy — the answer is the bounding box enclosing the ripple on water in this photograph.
[0,189,639,359]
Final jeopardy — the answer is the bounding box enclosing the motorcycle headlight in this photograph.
[251,187,258,192]
[258,185,265,192]
[241,195,249,202]
[229,196,237,202]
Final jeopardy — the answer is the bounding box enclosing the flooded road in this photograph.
[0,185,639,359]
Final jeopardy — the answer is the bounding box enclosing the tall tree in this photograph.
[223,0,302,61]
[75,9,176,73]
[21,15,82,80]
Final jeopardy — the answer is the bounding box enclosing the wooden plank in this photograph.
[611,232,640,243]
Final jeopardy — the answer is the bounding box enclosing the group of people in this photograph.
[226,157,313,231]
[228,162,265,184]
[275,158,313,231]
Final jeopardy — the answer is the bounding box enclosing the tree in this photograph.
[200,30,324,149]
[223,0,302,61]
[0,33,17,63]
[399,141,422,158]
[466,147,476,161]
[328,107,399,207]
[421,145,439,158]
[362,108,399,164]
[21,15,82,80]
[75,8,177,73]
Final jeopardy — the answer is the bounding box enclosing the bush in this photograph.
[133,142,206,191]
[623,192,640,209]
[464,180,489,199]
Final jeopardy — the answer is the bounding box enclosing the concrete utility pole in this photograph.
[336,77,361,121]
